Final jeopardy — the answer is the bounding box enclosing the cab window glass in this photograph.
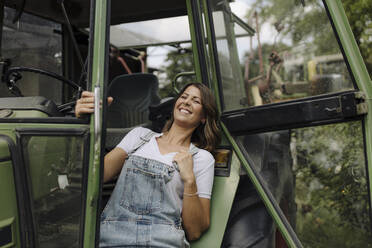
[20,134,86,248]
[237,121,372,247]
[226,0,354,110]
[105,15,195,131]
[209,0,247,111]
[1,7,63,104]
[109,15,195,96]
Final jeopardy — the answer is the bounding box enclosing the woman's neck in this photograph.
[162,123,195,147]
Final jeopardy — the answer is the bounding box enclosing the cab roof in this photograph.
[4,0,187,27]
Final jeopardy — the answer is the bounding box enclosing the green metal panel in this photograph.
[2,110,49,118]
[191,151,240,247]
[0,162,19,247]
[0,124,89,248]
[0,123,89,130]
[324,0,372,213]
[0,139,20,248]
[84,0,108,246]
[0,138,10,159]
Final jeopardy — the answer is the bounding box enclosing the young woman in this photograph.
[75,83,220,247]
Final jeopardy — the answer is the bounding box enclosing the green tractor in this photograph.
[0,0,371,247]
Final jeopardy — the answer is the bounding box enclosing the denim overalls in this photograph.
[100,130,198,247]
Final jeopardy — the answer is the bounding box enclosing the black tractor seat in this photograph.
[107,73,161,128]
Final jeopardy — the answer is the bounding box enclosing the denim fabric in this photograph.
[100,154,190,248]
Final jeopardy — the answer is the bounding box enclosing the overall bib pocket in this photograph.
[120,166,164,215]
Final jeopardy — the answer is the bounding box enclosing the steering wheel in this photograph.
[3,66,84,114]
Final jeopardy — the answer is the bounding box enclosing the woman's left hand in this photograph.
[173,148,195,184]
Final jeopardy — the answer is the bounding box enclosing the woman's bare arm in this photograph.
[103,147,128,183]
[174,150,211,240]
[181,180,211,240]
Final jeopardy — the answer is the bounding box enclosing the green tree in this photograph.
[159,47,195,98]
[246,0,372,77]
[294,122,372,247]
[245,0,340,56]
[342,0,372,78]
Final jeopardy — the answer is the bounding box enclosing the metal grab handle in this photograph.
[172,71,196,94]
[94,86,101,138]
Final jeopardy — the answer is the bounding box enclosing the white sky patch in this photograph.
[236,37,250,61]
[122,16,190,43]
[230,1,251,20]
[146,46,173,69]
[231,0,256,62]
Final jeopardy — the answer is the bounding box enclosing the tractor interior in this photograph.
[0,1,193,129]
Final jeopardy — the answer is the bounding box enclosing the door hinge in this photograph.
[338,91,368,117]
[354,91,368,115]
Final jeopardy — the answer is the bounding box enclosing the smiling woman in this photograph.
[75,82,220,247]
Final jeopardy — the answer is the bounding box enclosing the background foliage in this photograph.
[294,122,372,247]
[342,0,372,78]
[158,48,195,98]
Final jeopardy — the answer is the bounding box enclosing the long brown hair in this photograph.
[163,83,220,152]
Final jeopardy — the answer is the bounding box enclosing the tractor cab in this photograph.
[0,0,372,248]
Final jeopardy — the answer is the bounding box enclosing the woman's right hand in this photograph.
[75,91,113,118]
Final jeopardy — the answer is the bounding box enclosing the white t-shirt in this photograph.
[116,127,215,211]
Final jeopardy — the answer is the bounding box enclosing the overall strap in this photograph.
[189,146,198,156]
[128,129,157,156]
[172,145,199,172]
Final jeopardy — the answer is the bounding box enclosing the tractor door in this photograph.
[0,1,105,248]
[196,0,372,247]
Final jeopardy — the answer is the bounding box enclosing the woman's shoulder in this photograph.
[122,127,158,144]
[192,147,215,177]
[118,127,159,152]
[193,146,215,164]
[129,126,158,136]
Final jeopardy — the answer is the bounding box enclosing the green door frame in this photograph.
[83,0,110,247]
